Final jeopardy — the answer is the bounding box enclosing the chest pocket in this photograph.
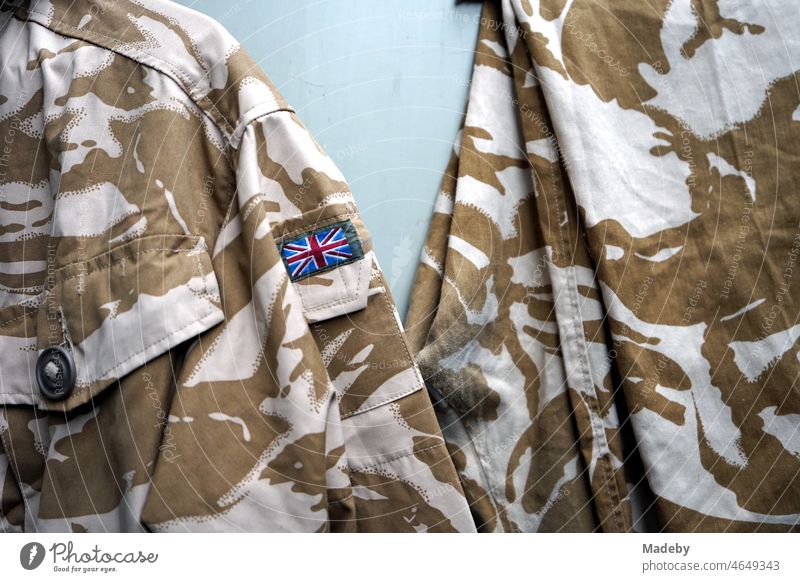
[0,234,225,412]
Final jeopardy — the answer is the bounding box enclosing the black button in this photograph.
[36,346,76,401]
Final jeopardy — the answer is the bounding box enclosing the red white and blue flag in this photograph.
[280,222,360,280]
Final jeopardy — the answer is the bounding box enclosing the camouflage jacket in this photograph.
[406,0,800,532]
[0,0,475,532]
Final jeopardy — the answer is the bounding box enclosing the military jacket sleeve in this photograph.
[0,0,474,533]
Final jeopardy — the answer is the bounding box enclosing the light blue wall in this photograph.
[174,0,482,317]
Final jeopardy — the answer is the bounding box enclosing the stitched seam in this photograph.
[51,233,201,270]
[283,220,365,311]
[84,307,220,385]
[563,270,624,530]
[0,310,36,328]
[239,105,295,127]
[195,251,207,294]
[348,442,446,471]
[0,246,207,332]
[234,106,296,142]
[24,9,235,138]
[288,254,360,284]
[565,267,623,529]
[300,257,369,312]
[302,290,358,314]
[377,270,415,371]
[552,174,625,532]
[56,248,199,283]
[13,13,246,277]
[574,293,624,531]
[327,494,354,506]
[0,286,43,294]
[339,384,421,419]
[337,270,420,418]
[213,188,242,257]
[229,107,299,152]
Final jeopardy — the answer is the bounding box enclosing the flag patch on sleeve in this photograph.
[279,219,364,281]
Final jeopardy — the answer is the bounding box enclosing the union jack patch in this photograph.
[279,220,364,281]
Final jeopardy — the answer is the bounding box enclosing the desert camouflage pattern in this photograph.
[0,0,474,532]
[406,0,800,532]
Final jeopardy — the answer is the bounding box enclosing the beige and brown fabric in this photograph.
[0,0,475,532]
[406,0,800,532]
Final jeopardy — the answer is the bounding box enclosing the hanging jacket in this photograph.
[0,0,475,533]
[406,0,800,532]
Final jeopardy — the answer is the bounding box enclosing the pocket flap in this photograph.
[29,234,224,412]
[272,204,425,418]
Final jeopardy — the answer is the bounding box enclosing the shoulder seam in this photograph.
[22,6,237,142]
[230,105,296,149]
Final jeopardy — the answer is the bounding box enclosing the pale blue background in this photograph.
[175,0,482,317]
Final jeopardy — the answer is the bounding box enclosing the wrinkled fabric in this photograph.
[406,0,800,532]
[0,0,474,533]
